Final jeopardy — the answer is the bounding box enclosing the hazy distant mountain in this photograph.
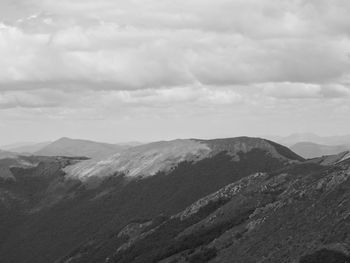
[35,137,130,159]
[116,141,144,147]
[1,142,33,150]
[290,142,350,158]
[269,133,321,146]
[1,141,52,154]
[0,150,18,160]
[269,133,350,146]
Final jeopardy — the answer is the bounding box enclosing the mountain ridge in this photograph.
[65,137,303,182]
[35,137,130,159]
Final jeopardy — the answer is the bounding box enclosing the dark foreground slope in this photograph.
[0,137,300,263]
[105,157,350,263]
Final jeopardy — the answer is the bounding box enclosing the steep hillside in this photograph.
[0,156,85,252]
[291,142,349,158]
[35,137,130,159]
[0,137,301,263]
[103,156,350,263]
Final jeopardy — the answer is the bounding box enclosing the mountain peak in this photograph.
[199,136,303,162]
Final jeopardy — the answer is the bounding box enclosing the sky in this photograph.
[0,0,350,144]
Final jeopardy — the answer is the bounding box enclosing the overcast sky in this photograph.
[0,0,350,144]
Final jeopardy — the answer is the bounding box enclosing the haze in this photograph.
[1,0,350,145]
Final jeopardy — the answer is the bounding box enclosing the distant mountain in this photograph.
[116,141,144,147]
[290,142,350,158]
[0,136,303,263]
[0,150,18,160]
[35,137,130,159]
[1,141,52,154]
[269,133,350,146]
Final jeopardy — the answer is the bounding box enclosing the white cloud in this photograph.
[0,0,350,143]
[260,82,322,99]
[0,0,349,89]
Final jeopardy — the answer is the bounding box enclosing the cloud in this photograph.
[259,82,322,99]
[0,89,69,109]
[0,0,349,90]
[95,85,243,106]
[0,0,350,145]
[321,84,350,98]
[258,82,350,99]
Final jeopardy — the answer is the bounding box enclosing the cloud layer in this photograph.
[0,0,350,143]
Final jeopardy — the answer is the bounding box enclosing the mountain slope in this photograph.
[66,137,302,182]
[291,142,349,158]
[105,155,350,263]
[35,137,129,159]
[0,137,302,263]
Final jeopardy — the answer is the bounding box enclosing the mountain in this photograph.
[2,136,349,263]
[270,133,322,146]
[65,137,302,182]
[290,142,350,158]
[270,133,350,146]
[0,150,18,160]
[1,141,52,154]
[35,137,130,159]
[0,136,303,263]
[307,150,350,166]
[104,154,350,263]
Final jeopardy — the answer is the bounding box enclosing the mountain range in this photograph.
[0,141,52,154]
[0,137,135,159]
[0,136,349,263]
[290,142,350,159]
[270,133,350,147]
